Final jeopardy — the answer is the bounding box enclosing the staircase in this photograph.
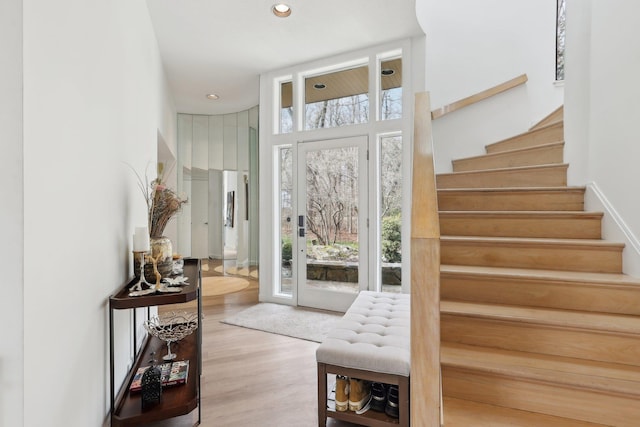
[437,109,640,426]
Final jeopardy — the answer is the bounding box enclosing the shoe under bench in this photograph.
[317,363,409,427]
[316,291,411,427]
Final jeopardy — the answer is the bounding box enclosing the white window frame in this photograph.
[258,39,422,306]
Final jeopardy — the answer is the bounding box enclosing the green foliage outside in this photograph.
[282,238,292,261]
[381,214,402,263]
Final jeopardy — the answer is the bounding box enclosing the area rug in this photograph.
[212,265,259,278]
[202,276,250,297]
[221,303,343,342]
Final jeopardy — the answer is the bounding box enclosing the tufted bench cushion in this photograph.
[316,290,410,377]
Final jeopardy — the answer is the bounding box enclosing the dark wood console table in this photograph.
[109,258,202,427]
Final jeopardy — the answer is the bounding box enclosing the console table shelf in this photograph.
[109,258,202,427]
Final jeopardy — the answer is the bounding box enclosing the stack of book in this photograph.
[130,360,189,392]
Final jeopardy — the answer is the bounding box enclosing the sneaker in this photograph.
[370,382,387,412]
[335,375,349,412]
[348,378,371,411]
[385,385,400,419]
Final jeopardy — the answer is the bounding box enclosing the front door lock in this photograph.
[298,215,305,237]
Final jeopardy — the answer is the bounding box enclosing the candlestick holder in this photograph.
[149,251,181,294]
[129,251,156,297]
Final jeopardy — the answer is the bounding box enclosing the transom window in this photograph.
[276,54,403,134]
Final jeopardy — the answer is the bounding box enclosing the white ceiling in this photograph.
[146,0,424,115]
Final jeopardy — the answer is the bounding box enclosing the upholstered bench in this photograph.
[316,291,410,427]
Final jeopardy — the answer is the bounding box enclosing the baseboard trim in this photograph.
[585,182,640,277]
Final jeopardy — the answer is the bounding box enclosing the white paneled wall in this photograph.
[177,106,258,268]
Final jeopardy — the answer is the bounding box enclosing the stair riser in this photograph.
[453,144,564,172]
[437,190,585,211]
[437,165,568,189]
[443,368,640,427]
[440,215,601,239]
[442,316,640,366]
[441,274,640,316]
[441,240,623,273]
[486,123,564,153]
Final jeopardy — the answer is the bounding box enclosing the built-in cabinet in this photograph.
[109,259,202,426]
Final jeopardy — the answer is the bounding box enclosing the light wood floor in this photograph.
[152,262,598,427]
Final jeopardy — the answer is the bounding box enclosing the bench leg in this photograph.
[398,375,410,427]
[317,363,327,427]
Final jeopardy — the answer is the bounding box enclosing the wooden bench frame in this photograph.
[318,362,409,427]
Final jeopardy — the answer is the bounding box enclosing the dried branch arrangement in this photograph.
[132,162,188,238]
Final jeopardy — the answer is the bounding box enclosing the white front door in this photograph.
[296,136,368,312]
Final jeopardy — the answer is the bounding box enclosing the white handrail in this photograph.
[431,74,528,120]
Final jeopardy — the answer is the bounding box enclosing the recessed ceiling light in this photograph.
[381,69,395,76]
[206,93,219,100]
[272,3,291,18]
[313,83,326,90]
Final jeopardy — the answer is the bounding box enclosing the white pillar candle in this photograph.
[133,226,150,252]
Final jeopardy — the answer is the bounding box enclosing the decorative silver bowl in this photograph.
[144,311,198,360]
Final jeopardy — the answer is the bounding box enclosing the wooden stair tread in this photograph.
[442,235,624,249]
[441,264,640,287]
[529,106,563,130]
[438,163,569,177]
[441,300,640,335]
[440,210,603,219]
[437,186,585,193]
[443,397,605,427]
[454,141,565,163]
[485,121,564,153]
[437,187,586,211]
[442,342,640,397]
[489,120,564,143]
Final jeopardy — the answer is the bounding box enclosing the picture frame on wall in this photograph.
[226,191,235,228]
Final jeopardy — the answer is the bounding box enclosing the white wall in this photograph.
[415,0,564,172]
[564,0,640,276]
[22,0,176,425]
[0,0,24,425]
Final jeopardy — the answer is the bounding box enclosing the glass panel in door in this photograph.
[297,136,368,312]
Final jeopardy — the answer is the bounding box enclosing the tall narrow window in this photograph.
[556,0,566,80]
[278,146,293,295]
[380,58,402,120]
[380,135,402,292]
[304,65,369,130]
